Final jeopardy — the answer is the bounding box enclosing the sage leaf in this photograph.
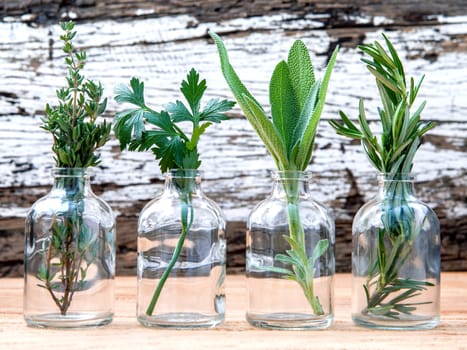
[287,39,315,109]
[269,60,300,152]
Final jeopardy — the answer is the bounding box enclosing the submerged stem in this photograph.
[146,192,194,316]
[363,176,433,318]
[282,175,326,316]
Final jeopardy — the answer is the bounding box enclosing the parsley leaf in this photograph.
[181,69,207,117]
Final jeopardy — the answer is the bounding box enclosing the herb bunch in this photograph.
[37,21,110,315]
[41,21,110,168]
[330,33,435,318]
[114,68,234,315]
[210,31,338,315]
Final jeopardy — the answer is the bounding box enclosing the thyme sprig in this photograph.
[41,22,110,168]
[37,21,110,315]
[210,31,338,315]
[114,68,234,315]
[329,33,435,318]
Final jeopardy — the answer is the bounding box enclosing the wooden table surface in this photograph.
[1,273,466,349]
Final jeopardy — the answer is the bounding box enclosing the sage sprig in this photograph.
[114,68,234,315]
[329,33,436,318]
[37,21,110,315]
[210,31,338,314]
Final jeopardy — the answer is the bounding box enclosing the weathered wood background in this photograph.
[0,0,466,277]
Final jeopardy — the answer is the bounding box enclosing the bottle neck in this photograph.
[51,168,91,198]
[165,169,202,200]
[271,170,310,202]
[377,173,416,201]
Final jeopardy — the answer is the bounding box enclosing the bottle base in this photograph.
[352,314,440,330]
[24,312,113,329]
[246,312,333,330]
[137,312,224,329]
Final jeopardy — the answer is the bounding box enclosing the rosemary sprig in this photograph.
[114,68,234,315]
[37,21,110,315]
[210,31,338,315]
[329,33,435,318]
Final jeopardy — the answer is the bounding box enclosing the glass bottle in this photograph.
[24,168,116,328]
[246,171,335,329]
[352,174,440,330]
[137,169,226,328]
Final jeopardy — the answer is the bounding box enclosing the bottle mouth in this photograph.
[51,167,89,178]
[271,170,311,181]
[378,173,415,182]
[166,169,201,179]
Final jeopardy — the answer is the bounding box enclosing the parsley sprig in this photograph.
[210,31,338,315]
[114,68,235,173]
[330,34,436,319]
[114,68,234,315]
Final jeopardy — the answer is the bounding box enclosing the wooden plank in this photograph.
[0,273,467,349]
[0,4,466,276]
[2,0,467,25]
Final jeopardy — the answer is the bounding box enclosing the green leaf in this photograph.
[382,33,405,82]
[292,80,320,146]
[257,265,295,276]
[210,31,287,168]
[296,46,339,170]
[145,111,179,136]
[269,60,300,152]
[154,135,185,173]
[242,94,288,169]
[287,40,315,109]
[182,149,201,169]
[200,98,235,123]
[367,66,401,94]
[180,68,207,117]
[311,239,329,265]
[115,77,146,108]
[275,253,297,266]
[167,100,193,123]
[114,109,146,150]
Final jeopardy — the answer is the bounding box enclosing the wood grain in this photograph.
[0,0,466,276]
[0,273,466,349]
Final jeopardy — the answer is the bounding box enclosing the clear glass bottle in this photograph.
[352,174,440,330]
[24,168,116,328]
[137,169,226,328]
[246,171,335,329]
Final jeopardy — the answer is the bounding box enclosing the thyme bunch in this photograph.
[36,21,110,315]
[41,21,110,168]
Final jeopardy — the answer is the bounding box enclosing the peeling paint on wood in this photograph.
[0,1,466,276]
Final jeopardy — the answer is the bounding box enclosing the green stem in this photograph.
[285,200,324,315]
[145,192,194,316]
[362,177,432,317]
[282,176,325,316]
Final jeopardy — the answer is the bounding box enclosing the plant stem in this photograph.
[282,176,325,315]
[285,200,324,315]
[42,176,89,315]
[145,192,194,316]
[362,177,433,318]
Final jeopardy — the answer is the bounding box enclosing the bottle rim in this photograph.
[166,169,202,179]
[271,170,311,181]
[378,173,415,181]
[51,167,89,178]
